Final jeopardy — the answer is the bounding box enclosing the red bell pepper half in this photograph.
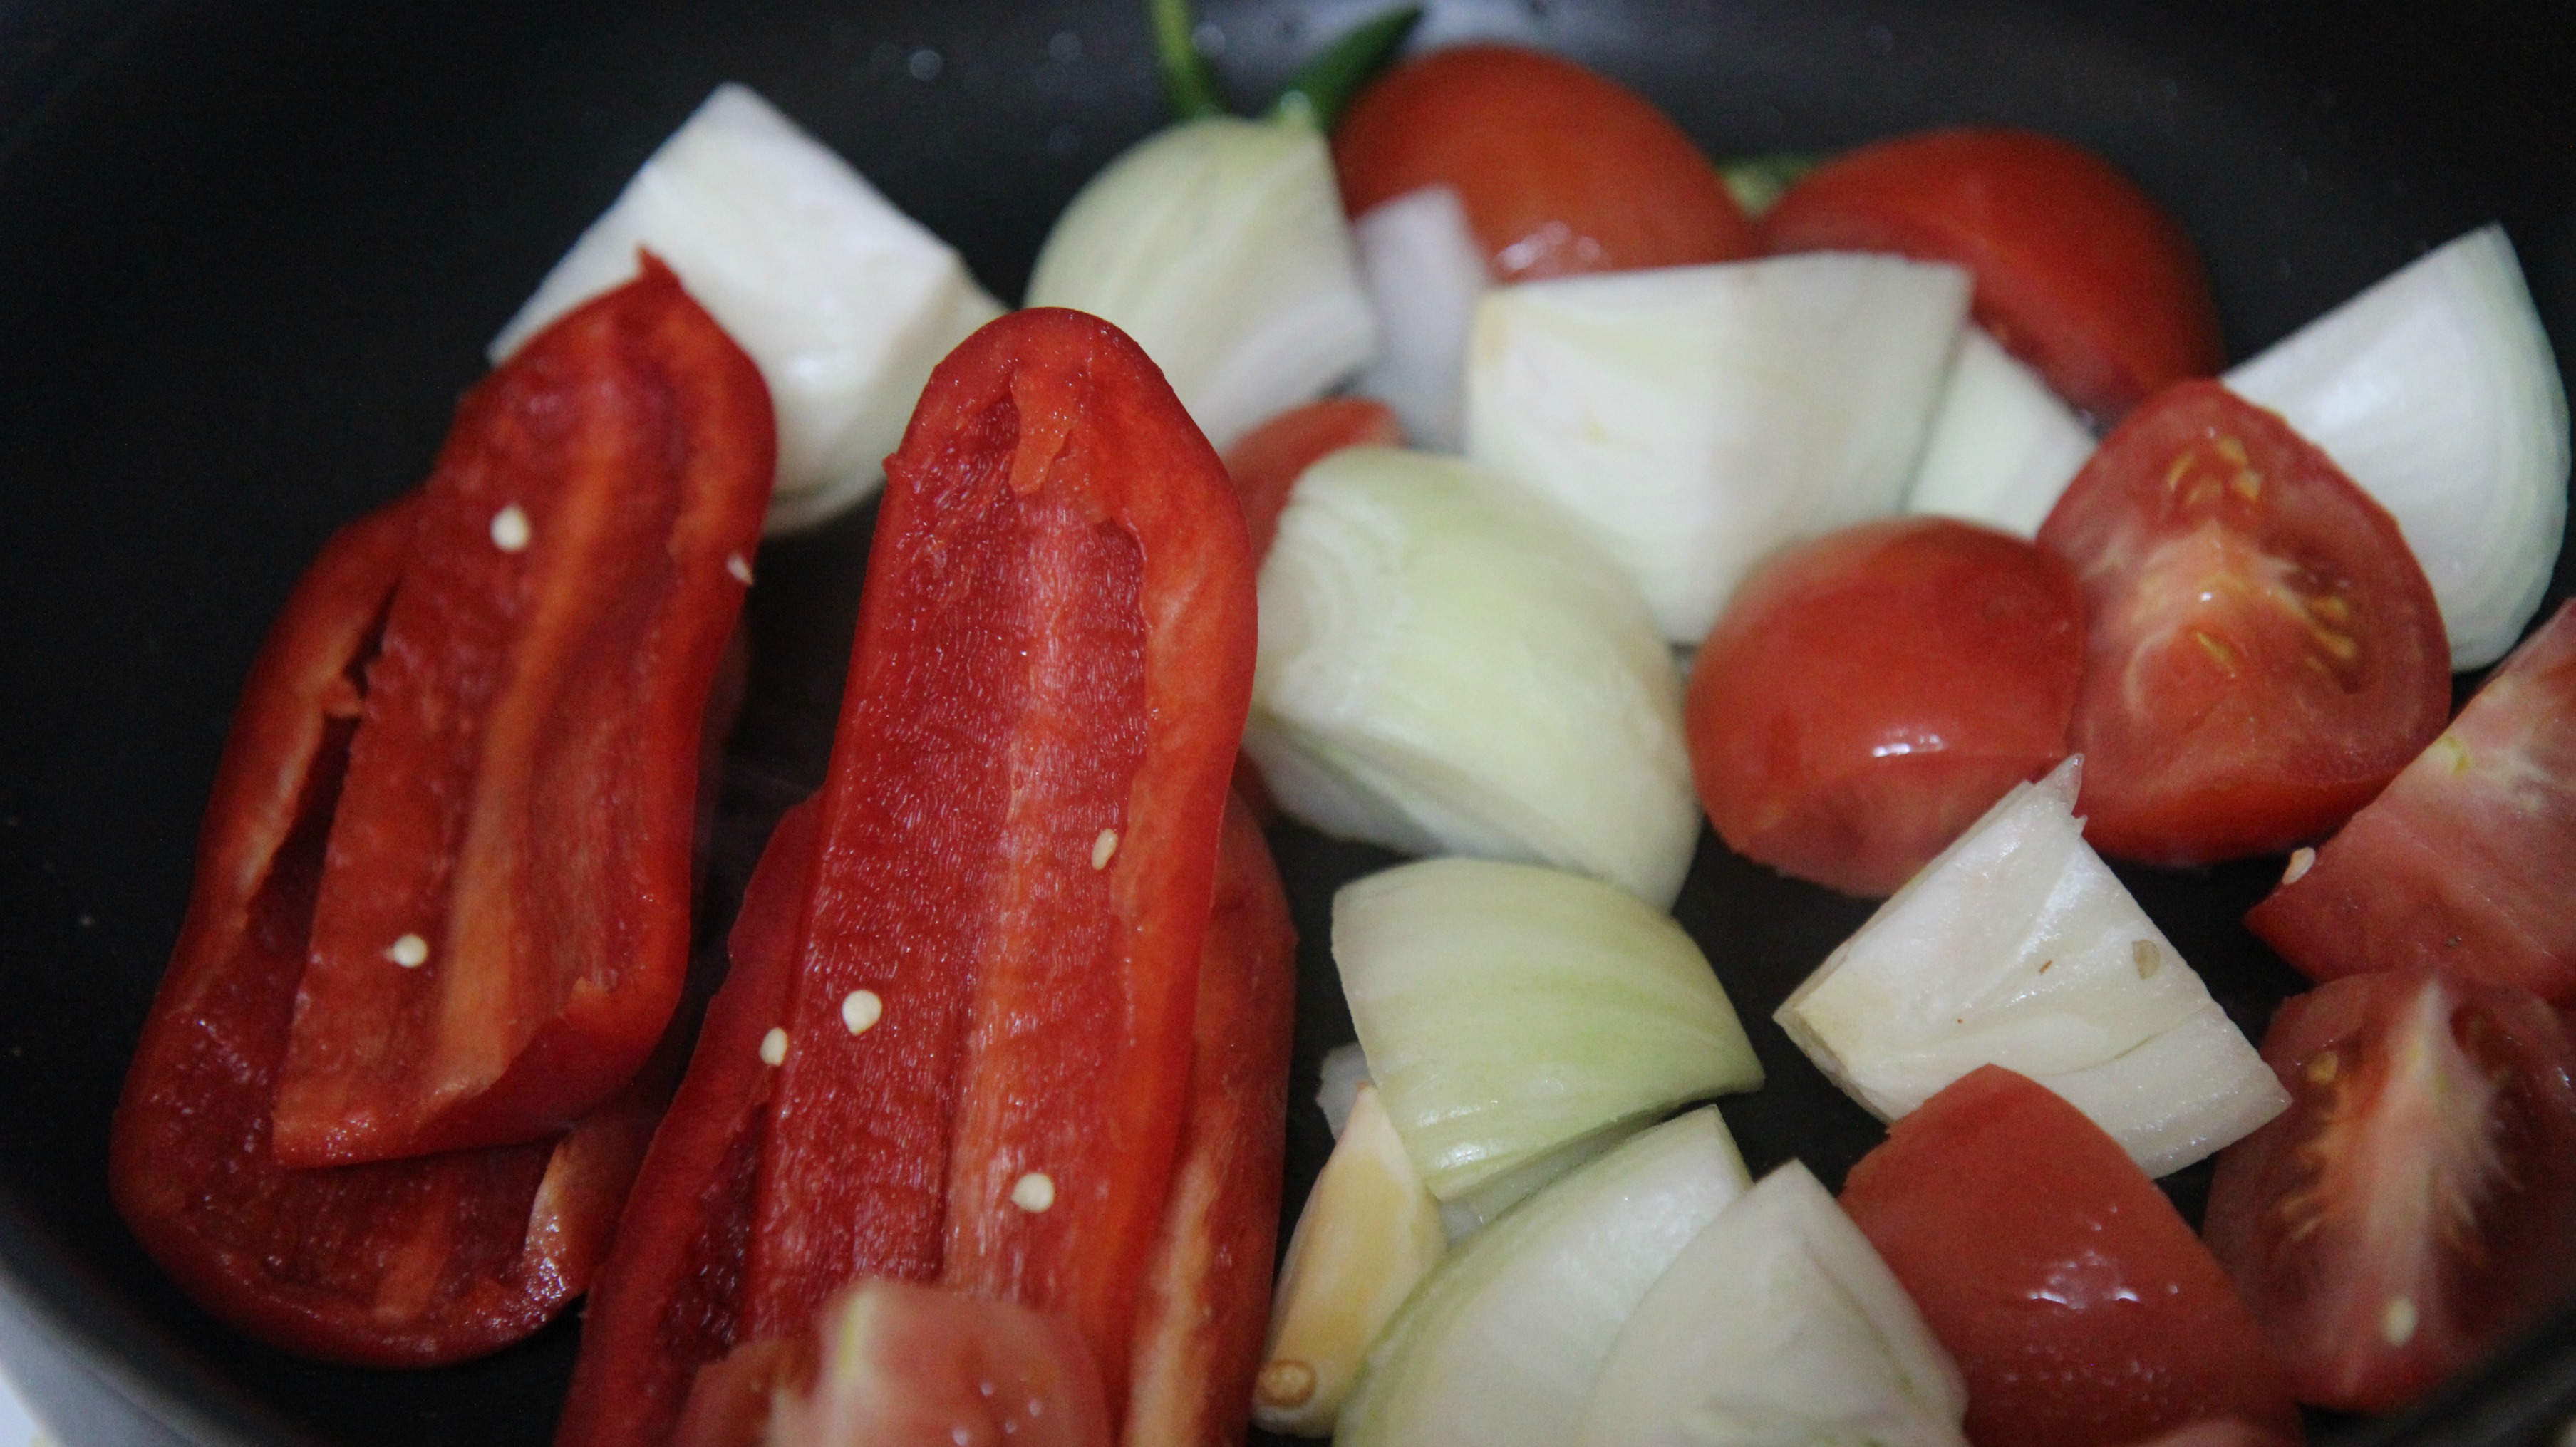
[557,306,1262,1444]
[269,256,775,1167]
[108,497,663,1366]
[1122,798,1299,1447]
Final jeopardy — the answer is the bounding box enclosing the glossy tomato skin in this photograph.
[2247,603,2576,1004]
[2038,382,2449,866]
[1762,128,2222,421]
[1685,517,2084,896]
[760,1281,1112,1447]
[1841,1065,2304,1447]
[1333,44,1759,281]
[2203,972,2576,1414]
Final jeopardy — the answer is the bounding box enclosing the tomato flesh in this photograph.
[2247,602,2576,1004]
[1762,127,2222,420]
[1333,44,1759,282]
[2037,382,2449,866]
[2203,972,2576,1413]
[1685,517,2084,896]
[1840,1065,2304,1447]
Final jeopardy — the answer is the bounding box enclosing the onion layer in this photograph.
[2225,225,2570,669]
[1025,113,1377,450]
[490,83,1001,534]
[1904,326,2096,538]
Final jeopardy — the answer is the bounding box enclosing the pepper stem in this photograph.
[1150,0,1226,120]
[1270,6,1423,131]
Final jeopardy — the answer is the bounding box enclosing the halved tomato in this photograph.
[2203,971,2576,1414]
[682,1280,1109,1447]
[1839,1065,2304,1447]
[2037,382,2449,866]
[1685,517,2085,896]
[1332,45,1759,282]
[2247,602,2576,1003]
[1761,128,2222,421]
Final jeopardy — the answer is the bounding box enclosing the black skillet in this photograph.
[3,0,2572,1442]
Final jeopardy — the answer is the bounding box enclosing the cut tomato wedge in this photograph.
[2037,381,2450,866]
[108,497,660,1366]
[271,258,775,1166]
[1762,128,2222,421]
[1839,1065,2304,1447]
[2203,971,2576,1413]
[1686,517,2085,896]
[2247,602,2576,1003]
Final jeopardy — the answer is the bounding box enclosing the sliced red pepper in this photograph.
[743,306,1256,1419]
[554,797,822,1447]
[555,307,1258,1444]
[1123,798,1299,1447]
[270,257,775,1167]
[109,497,661,1366]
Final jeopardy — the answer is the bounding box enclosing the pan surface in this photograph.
[1,1,2572,1443]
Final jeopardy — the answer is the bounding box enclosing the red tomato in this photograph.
[2203,972,2576,1413]
[1223,396,1403,560]
[2116,1422,2300,1447]
[1841,1065,2304,1447]
[1333,44,1759,282]
[1762,128,2223,420]
[760,1281,1110,1447]
[2037,382,2449,866]
[1685,517,2085,896]
[2247,602,2576,1004]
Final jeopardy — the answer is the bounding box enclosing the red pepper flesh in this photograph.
[557,308,1258,1443]
[109,497,661,1366]
[1122,799,1300,1447]
[270,257,775,1166]
[740,307,1257,1423]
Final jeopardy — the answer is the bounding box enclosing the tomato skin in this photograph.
[1223,397,1403,561]
[271,257,775,1167]
[1333,45,1759,282]
[108,497,659,1367]
[1762,128,2222,420]
[2037,382,2449,866]
[1840,1065,2304,1447]
[2247,603,2576,1004]
[2203,972,2576,1414]
[1685,517,2084,896]
[1123,801,1299,1447]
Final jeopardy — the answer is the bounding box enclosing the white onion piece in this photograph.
[2225,225,2571,669]
[1246,447,1699,905]
[1904,326,2096,538]
[1338,1109,1752,1447]
[490,83,1003,534]
[1351,185,1491,451]
[1438,1121,1640,1242]
[1776,757,2287,1177]
[1581,1162,1969,1447]
[1025,114,1376,450]
[1335,857,1761,1202]
[1467,254,1972,643]
[1318,1040,1372,1140]
[1255,1084,1447,1437]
